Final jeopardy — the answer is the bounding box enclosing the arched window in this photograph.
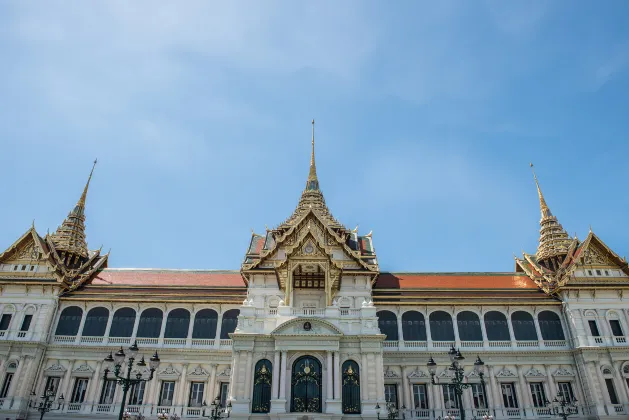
[484,311,510,341]
[342,360,361,414]
[82,307,109,337]
[252,359,272,413]
[164,309,191,339]
[538,311,565,340]
[377,311,398,341]
[136,308,163,338]
[55,307,83,336]
[429,311,455,341]
[220,309,240,339]
[402,311,427,341]
[457,311,482,341]
[192,309,218,339]
[511,311,538,341]
[109,308,136,337]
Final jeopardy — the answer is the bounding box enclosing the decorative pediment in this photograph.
[496,368,516,378]
[72,363,95,376]
[158,364,180,379]
[217,366,232,378]
[0,227,46,264]
[407,369,428,379]
[384,367,399,378]
[44,363,66,373]
[466,370,480,378]
[525,368,545,377]
[553,368,574,377]
[188,365,210,380]
[271,318,343,336]
[439,369,455,379]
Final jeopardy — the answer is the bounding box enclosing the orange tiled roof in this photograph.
[375,273,537,289]
[91,269,245,288]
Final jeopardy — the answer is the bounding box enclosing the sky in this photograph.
[1,1,628,272]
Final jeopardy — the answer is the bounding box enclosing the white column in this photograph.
[453,314,461,348]
[397,313,405,348]
[177,364,189,408]
[158,310,167,345]
[103,311,114,344]
[506,314,517,348]
[533,314,545,347]
[488,366,502,412]
[516,365,531,415]
[479,313,489,349]
[214,313,224,348]
[75,310,88,343]
[244,351,254,401]
[402,368,411,408]
[85,362,102,405]
[130,309,141,340]
[425,312,433,349]
[16,355,35,398]
[361,352,369,401]
[327,351,334,401]
[207,364,218,403]
[145,371,159,406]
[61,360,77,401]
[279,351,287,400]
[334,351,341,400]
[186,312,195,348]
[613,361,629,404]
[272,352,280,400]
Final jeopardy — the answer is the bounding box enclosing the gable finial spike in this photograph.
[305,119,320,191]
[530,163,551,219]
[589,224,592,233]
[31,219,35,229]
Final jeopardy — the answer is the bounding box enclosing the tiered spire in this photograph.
[306,119,320,191]
[50,160,97,260]
[530,163,572,269]
[278,121,343,230]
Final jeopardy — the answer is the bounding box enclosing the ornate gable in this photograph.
[271,318,343,336]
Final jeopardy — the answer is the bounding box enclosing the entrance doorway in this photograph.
[291,356,322,413]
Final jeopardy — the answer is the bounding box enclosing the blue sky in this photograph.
[1,1,628,272]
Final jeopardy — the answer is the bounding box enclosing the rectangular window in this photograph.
[412,384,429,409]
[557,382,575,403]
[100,380,117,404]
[501,383,518,408]
[605,379,619,405]
[44,376,61,397]
[71,378,89,403]
[20,315,33,332]
[609,320,624,337]
[189,382,205,407]
[159,381,175,406]
[219,382,229,408]
[529,383,547,408]
[442,385,459,409]
[129,381,146,405]
[588,320,600,336]
[384,384,398,407]
[0,373,14,398]
[0,314,12,330]
[471,383,487,409]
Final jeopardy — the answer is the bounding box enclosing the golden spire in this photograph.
[529,163,572,268]
[530,163,552,219]
[50,159,98,260]
[306,119,319,191]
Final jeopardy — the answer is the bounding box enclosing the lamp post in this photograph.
[546,391,578,420]
[103,341,160,420]
[427,347,487,420]
[29,385,64,420]
[375,401,406,420]
[202,396,232,420]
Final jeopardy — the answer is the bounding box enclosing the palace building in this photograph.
[1,125,629,420]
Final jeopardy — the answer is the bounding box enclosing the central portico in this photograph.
[229,122,385,418]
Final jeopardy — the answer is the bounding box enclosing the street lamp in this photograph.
[202,396,232,420]
[29,385,64,420]
[103,341,160,420]
[427,347,487,420]
[375,401,406,420]
[546,391,578,420]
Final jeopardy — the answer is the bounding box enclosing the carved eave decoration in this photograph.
[516,231,629,296]
[45,234,109,292]
[242,212,378,288]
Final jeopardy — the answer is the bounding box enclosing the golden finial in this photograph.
[530,163,551,219]
[589,224,592,233]
[306,119,320,191]
[78,159,98,207]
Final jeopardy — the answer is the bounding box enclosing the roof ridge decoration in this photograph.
[529,163,572,268]
[49,159,97,259]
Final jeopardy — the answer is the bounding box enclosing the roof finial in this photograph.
[530,163,551,219]
[306,119,319,191]
[78,159,98,208]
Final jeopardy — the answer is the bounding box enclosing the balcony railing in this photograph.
[614,405,625,413]
[516,340,538,348]
[291,308,326,317]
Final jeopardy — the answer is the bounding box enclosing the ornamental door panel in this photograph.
[291,356,322,413]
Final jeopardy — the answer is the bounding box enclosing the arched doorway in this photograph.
[291,356,322,413]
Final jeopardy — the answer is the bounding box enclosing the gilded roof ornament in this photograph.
[49,159,98,259]
[529,163,572,267]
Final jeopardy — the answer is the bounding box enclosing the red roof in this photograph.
[375,273,537,289]
[91,269,245,288]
